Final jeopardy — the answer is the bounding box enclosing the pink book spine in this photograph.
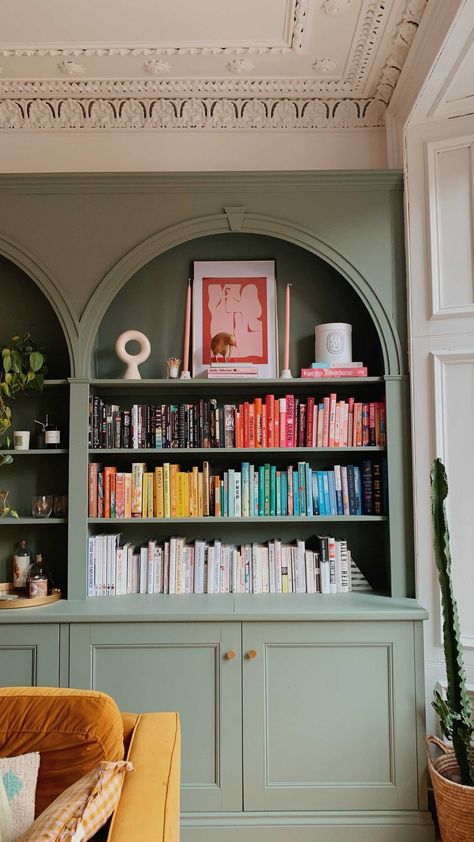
[316,404,324,447]
[279,398,287,447]
[300,367,367,378]
[322,397,330,447]
[340,402,349,447]
[328,393,337,447]
[312,401,318,447]
[334,403,341,447]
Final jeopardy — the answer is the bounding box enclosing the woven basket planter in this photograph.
[427,736,474,842]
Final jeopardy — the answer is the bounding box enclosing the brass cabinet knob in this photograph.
[224,650,237,660]
[246,649,257,660]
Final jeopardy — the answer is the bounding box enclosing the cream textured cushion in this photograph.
[0,752,40,840]
[18,760,133,842]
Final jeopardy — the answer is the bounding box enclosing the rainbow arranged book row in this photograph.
[88,459,388,519]
[87,535,371,596]
[89,394,386,450]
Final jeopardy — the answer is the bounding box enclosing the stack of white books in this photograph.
[207,362,258,378]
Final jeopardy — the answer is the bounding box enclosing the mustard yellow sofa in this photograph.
[0,686,180,842]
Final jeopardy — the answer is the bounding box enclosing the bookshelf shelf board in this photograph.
[88,516,387,525]
[91,377,384,394]
[0,450,68,457]
[88,446,385,457]
[0,518,67,525]
[43,380,69,388]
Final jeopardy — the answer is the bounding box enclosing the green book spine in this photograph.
[276,470,281,516]
[258,465,265,516]
[270,465,277,516]
[264,463,271,515]
[298,462,306,516]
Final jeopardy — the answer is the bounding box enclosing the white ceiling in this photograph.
[0,0,427,131]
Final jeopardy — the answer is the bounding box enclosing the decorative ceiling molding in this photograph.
[0,0,309,58]
[0,96,386,130]
[58,60,86,76]
[0,0,427,132]
[321,0,353,16]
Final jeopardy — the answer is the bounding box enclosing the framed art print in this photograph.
[192,260,278,378]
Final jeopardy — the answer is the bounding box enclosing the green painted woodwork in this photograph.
[68,622,242,812]
[0,624,60,686]
[0,171,433,840]
[242,621,418,811]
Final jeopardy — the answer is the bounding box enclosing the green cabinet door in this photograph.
[69,622,242,812]
[242,620,420,812]
[0,624,60,686]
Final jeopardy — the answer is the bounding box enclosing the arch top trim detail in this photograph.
[81,210,403,378]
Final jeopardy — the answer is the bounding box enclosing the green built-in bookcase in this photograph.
[0,172,434,841]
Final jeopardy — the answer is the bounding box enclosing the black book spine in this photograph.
[178,404,186,448]
[347,464,357,515]
[171,405,179,448]
[361,459,374,515]
[122,409,131,448]
[113,411,121,449]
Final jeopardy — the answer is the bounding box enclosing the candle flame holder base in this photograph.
[179,370,191,379]
[280,369,293,379]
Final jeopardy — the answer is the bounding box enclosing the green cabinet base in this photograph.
[181,811,435,841]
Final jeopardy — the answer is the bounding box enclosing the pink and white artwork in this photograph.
[192,261,277,378]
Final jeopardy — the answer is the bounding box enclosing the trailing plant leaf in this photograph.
[431,457,474,786]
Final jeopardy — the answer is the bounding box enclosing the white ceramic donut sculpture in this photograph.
[115,330,151,379]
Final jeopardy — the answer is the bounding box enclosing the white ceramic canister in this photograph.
[315,322,352,364]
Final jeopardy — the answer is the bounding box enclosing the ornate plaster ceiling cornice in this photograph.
[0,96,386,130]
[0,0,427,131]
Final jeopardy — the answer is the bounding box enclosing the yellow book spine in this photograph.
[185,472,191,517]
[198,472,204,517]
[203,461,210,516]
[177,471,185,518]
[163,463,171,518]
[192,466,198,517]
[141,471,148,518]
[170,464,178,517]
[154,467,164,518]
[147,473,154,518]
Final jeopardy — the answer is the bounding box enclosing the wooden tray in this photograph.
[0,583,62,609]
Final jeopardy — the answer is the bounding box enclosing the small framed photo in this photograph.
[192,260,278,378]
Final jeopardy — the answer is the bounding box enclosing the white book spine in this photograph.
[275,540,282,593]
[295,540,306,593]
[328,537,337,594]
[268,541,276,593]
[194,540,206,594]
[88,537,96,596]
[140,546,148,594]
[207,546,215,594]
[168,537,177,594]
[214,539,222,594]
[234,472,241,517]
[115,546,126,595]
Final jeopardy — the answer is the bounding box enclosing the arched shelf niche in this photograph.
[93,232,385,379]
[0,253,71,379]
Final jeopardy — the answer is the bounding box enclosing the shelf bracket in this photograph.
[224,206,247,232]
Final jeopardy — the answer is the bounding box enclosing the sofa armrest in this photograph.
[107,712,180,842]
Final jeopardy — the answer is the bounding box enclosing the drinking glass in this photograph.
[32,495,52,518]
[53,495,68,518]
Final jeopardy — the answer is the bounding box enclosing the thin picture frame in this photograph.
[192,260,278,378]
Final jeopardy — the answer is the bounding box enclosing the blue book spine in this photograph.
[253,471,259,517]
[258,466,265,516]
[354,465,362,515]
[264,464,271,515]
[334,464,343,515]
[293,471,300,516]
[328,470,337,515]
[270,465,277,516]
[317,471,326,515]
[241,462,250,517]
[323,471,331,516]
[281,472,288,516]
[249,464,255,516]
[305,463,312,516]
[297,462,306,516]
[311,470,319,515]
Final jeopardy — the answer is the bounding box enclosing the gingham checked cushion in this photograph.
[17,760,133,842]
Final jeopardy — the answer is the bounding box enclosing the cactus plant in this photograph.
[431,457,474,785]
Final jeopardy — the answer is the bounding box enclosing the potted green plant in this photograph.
[428,457,474,841]
[0,334,47,517]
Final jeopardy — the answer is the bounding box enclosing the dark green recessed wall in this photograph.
[97,233,383,379]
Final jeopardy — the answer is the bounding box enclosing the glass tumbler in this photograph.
[53,495,68,518]
[32,495,52,518]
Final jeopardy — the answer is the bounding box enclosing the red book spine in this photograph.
[285,394,295,447]
[261,405,267,448]
[374,402,380,446]
[266,395,275,448]
[254,398,263,447]
[235,407,242,448]
[305,398,315,447]
[274,399,280,448]
[249,404,256,448]
[103,466,117,518]
[362,403,370,446]
[243,402,250,448]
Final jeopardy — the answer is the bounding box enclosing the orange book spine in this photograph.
[243,402,250,448]
[115,472,125,518]
[266,394,275,448]
[249,403,256,448]
[124,473,132,518]
[261,404,267,448]
[214,475,221,516]
[235,407,242,449]
[103,466,117,518]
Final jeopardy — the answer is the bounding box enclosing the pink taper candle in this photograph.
[283,283,292,371]
[183,281,191,373]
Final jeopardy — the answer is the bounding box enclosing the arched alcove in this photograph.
[0,254,71,379]
[94,233,384,379]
